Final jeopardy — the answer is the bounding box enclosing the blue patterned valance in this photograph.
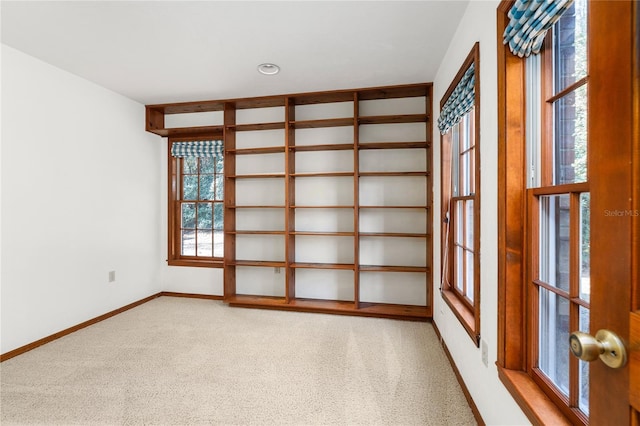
[170,140,223,158]
[437,64,475,135]
[503,0,574,58]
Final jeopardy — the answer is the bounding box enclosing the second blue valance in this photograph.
[437,64,475,135]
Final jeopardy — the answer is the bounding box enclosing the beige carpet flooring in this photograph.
[1,296,476,425]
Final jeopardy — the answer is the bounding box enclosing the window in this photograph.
[168,138,224,267]
[498,0,591,424]
[439,43,480,344]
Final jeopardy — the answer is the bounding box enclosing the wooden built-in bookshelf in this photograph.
[147,83,433,321]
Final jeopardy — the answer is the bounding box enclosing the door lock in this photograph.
[569,329,627,369]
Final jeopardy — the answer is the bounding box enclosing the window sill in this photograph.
[497,366,573,426]
[441,289,479,346]
[167,258,223,268]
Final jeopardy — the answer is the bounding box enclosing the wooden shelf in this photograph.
[290,172,354,178]
[225,295,288,306]
[291,231,355,236]
[229,122,284,131]
[290,118,354,129]
[360,265,430,273]
[226,295,430,321]
[359,205,429,209]
[148,125,224,138]
[358,141,430,150]
[227,205,285,209]
[227,146,285,155]
[230,230,286,235]
[226,173,285,179]
[290,144,354,152]
[359,171,429,177]
[359,232,429,238]
[359,114,428,125]
[290,262,355,270]
[291,205,354,209]
[230,260,287,267]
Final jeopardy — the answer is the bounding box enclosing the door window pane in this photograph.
[580,192,590,302]
[553,85,588,185]
[539,194,571,292]
[538,287,570,397]
[554,0,588,94]
[578,305,590,414]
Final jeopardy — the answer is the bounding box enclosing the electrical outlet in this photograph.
[274,267,281,274]
[108,271,116,283]
[481,339,489,367]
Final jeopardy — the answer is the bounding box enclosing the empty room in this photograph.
[1,1,638,425]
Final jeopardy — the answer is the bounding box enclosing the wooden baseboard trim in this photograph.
[0,293,162,362]
[432,320,485,426]
[159,291,223,300]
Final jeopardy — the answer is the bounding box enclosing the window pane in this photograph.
[199,175,215,200]
[539,194,570,292]
[183,157,198,174]
[215,156,224,173]
[214,230,224,258]
[181,230,195,256]
[461,112,472,151]
[200,157,214,174]
[181,203,196,228]
[213,202,224,231]
[215,174,224,200]
[460,152,469,195]
[197,230,212,256]
[465,199,474,248]
[197,203,212,229]
[455,246,464,292]
[554,84,588,185]
[455,200,464,245]
[183,175,198,200]
[468,148,475,194]
[466,250,474,302]
[538,287,570,397]
[554,0,588,94]
[452,124,460,197]
[580,192,590,302]
[579,305,590,415]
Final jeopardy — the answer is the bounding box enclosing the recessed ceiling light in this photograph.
[257,63,280,75]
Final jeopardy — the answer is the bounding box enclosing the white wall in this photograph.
[432,2,530,425]
[0,45,162,354]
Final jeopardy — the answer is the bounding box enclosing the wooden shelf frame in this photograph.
[148,83,433,320]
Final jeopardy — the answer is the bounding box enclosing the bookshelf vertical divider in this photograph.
[223,102,237,301]
[353,92,361,310]
[285,98,296,303]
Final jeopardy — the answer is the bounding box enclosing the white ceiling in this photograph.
[1,1,469,105]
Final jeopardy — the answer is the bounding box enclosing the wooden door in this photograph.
[582,1,639,424]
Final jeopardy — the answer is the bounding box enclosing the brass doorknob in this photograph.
[569,329,627,369]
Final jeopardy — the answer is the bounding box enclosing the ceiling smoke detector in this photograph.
[257,63,280,75]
